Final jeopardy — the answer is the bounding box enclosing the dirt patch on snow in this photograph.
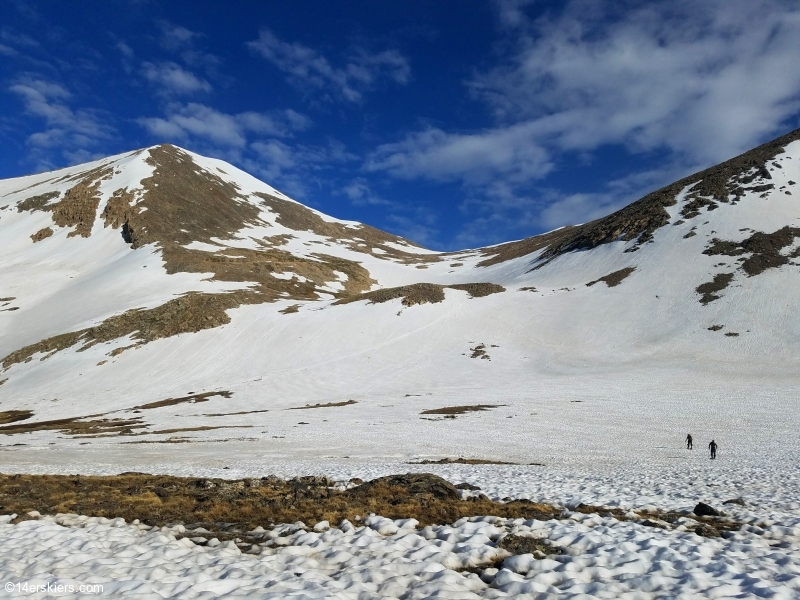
[703,226,800,276]
[497,534,564,556]
[52,174,109,238]
[133,391,233,410]
[30,227,53,243]
[16,168,112,238]
[335,282,505,307]
[202,409,271,417]
[448,283,506,297]
[421,405,504,416]
[288,400,357,410]
[409,458,518,465]
[469,344,491,360]
[586,267,637,288]
[696,273,734,305]
[0,410,33,425]
[255,192,439,265]
[0,292,251,369]
[0,472,560,532]
[477,226,579,268]
[16,191,60,213]
[0,415,146,436]
[100,188,136,230]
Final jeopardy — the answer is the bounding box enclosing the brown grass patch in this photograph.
[16,168,112,239]
[255,192,439,265]
[696,273,734,304]
[0,472,559,531]
[703,226,800,276]
[409,458,518,465]
[0,410,34,425]
[202,409,270,417]
[0,416,145,436]
[52,175,109,238]
[133,391,232,410]
[586,267,636,288]
[120,426,253,439]
[30,227,53,243]
[288,399,357,410]
[16,191,60,213]
[421,405,504,416]
[0,472,741,540]
[335,282,505,307]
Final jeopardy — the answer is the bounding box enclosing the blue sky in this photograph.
[2,0,800,250]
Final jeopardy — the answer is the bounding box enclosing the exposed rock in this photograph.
[703,226,800,276]
[479,127,800,268]
[347,473,461,501]
[30,227,53,243]
[455,483,481,491]
[723,498,746,506]
[693,502,721,517]
[335,282,505,307]
[696,273,734,305]
[497,534,563,556]
[586,267,636,288]
[52,177,108,238]
[17,192,60,213]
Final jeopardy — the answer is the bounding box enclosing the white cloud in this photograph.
[470,0,800,164]
[340,177,394,207]
[367,0,800,242]
[115,41,134,59]
[142,61,212,94]
[247,30,410,103]
[155,21,220,70]
[365,123,553,184]
[157,22,201,52]
[493,0,535,29]
[247,138,355,198]
[385,213,439,248]
[9,78,113,159]
[138,103,311,148]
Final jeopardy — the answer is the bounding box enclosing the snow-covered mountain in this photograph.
[1,131,799,467]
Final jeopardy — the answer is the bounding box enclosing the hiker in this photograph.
[709,439,717,460]
[686,433,693,449]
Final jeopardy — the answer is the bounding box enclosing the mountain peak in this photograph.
[2,128,800,412]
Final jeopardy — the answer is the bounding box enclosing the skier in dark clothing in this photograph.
[686,434,693,449]
[709,439,717,459]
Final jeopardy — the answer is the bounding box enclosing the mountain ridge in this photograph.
[1,130,800,456]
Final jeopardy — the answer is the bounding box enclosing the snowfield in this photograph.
[1,135,800,597]
[1,464,799,599]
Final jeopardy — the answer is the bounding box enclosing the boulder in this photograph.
[723,498,746,506]
[346,473,460,500]
[693,502,721,517]
[455,482,481,490]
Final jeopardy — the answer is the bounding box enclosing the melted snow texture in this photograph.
[0,507,798,599]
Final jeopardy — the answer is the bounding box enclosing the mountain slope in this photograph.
[1,132,799,466]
